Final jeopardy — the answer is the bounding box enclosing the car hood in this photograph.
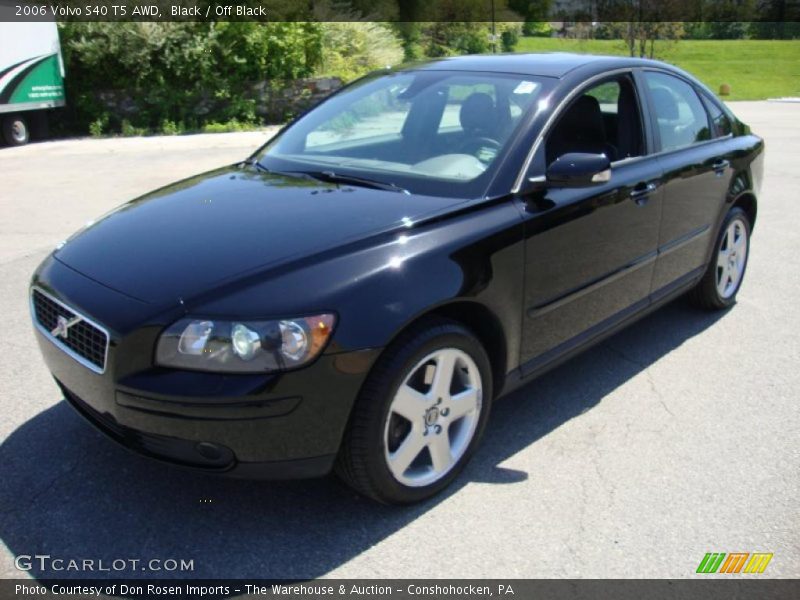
[54,165,463,306]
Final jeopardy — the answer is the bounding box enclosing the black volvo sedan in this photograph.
[30,53,763,504]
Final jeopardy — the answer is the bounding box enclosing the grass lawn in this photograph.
[515,37,800,101]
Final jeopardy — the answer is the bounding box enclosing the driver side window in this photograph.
[545,75,645,166]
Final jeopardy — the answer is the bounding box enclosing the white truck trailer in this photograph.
[0,19,66,145]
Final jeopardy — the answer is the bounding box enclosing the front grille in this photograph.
[32,288,109,372]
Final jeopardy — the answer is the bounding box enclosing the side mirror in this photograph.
[546,152,611,187]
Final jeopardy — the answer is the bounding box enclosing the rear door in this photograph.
[641,70,734,294]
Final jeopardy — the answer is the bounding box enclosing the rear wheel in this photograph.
[336,318,492,504]
[689,207,751,310]
[2,114,30,146]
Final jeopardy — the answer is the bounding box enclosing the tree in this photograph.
[748,0,800,38]
[595,1,686,58]
[390,0,526,58]
[627,22,684,58]
[507,0,554,22]
[507,0,555,37]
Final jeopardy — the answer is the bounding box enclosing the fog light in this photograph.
[231,323,260,360]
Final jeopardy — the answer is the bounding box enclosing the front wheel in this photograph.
[689,206,751,310]
[336,318,492,504]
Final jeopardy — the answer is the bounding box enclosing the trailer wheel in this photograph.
[2,114,30,146]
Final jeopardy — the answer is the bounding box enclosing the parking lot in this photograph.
[0,102,798,579]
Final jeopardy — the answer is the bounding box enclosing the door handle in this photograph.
[629,182,658,206]
[712,159,730,175]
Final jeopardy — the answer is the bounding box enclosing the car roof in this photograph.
[400,52,670,79]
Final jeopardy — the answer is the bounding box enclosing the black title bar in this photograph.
[3,579,800,600]
[1,0,799,23]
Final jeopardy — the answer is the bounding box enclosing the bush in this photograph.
[57,22,323,134]
[523,21,553,37]
[315,21,404,82]
[201,119,260,134]
[500,23,522,51]
[423,22,491,56]
[88,114,108,137]
[120,119,147,136]
[159,119,183,136]
[708,22,750,40]
[682,22,710,40]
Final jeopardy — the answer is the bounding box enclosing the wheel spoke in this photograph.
[733,233,746,254]
[430,351,457,400]
[730,261,741,286]
[388,427,426,477]
[727,224,738,248]
[717,265,729,296]
[447,388,479,421]
[391,384,427,421]
[717,247,729,268]
[736,252,747,272]
[428,431,452,473]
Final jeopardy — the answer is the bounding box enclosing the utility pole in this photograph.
[491,0,497,53]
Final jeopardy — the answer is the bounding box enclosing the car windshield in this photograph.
[257,70,548,198]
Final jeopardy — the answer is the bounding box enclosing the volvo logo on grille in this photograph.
[51,315,81,340]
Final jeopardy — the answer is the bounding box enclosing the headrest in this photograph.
[558,94,606,142]
[460,92,495,134]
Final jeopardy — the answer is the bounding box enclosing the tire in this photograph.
[2,114,30,146]
[689,206,751,310]
[335,317,493,504]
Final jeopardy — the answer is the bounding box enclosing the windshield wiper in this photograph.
[242,156,271,173]
[289,170,410,194]
[242,162,410,194]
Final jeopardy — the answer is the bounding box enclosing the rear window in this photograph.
[644,71,712,152]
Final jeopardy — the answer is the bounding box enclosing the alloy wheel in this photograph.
[716,218,748,299]
[383,348,483,487]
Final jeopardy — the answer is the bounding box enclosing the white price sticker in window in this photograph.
[513,81,537,94]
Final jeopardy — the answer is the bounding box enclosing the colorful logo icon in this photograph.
[697,552,773,574]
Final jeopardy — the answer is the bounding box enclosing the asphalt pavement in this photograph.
[0,103,797,580]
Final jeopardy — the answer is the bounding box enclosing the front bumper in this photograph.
[31,256,380,478]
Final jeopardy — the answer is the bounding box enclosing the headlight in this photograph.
[155,314,336,373]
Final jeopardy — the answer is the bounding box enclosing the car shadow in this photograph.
[0,298,726,581]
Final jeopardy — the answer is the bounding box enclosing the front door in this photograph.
[517,73,663,371]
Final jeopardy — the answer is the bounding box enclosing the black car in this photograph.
[30,53,763,504]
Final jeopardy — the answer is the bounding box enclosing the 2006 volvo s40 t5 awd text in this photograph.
[31,54,764,503]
